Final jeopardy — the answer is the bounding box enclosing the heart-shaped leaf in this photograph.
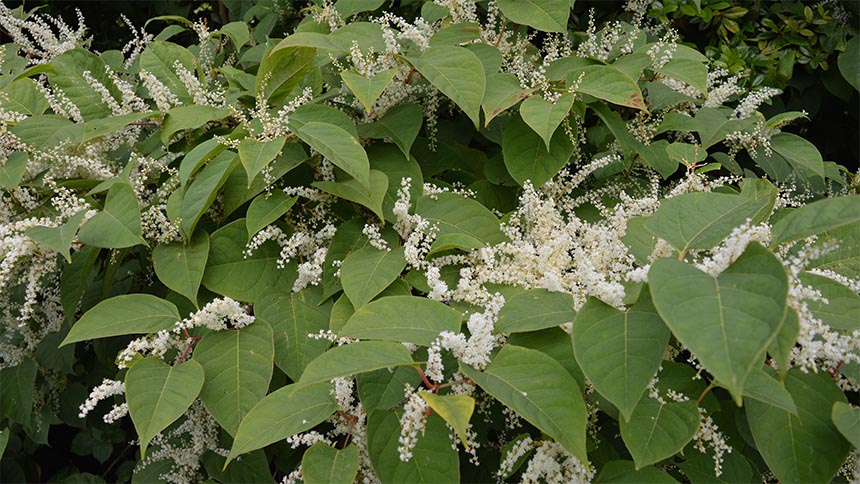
[77,182,146,249]
[152,230,209,307]
[61,294,180,347]
[341,69,396,114]
[245,191,297,242]
[502,113,574,187]
[26,210,87,263]
[302,442,359,484]
[238,136,286,186]
[340,295,461,345]
[126,358,204,457]
[519,93,574,150]
[620,397,700,469]
[314,170,389,223]
[831,402,860,448]
[410,46,485,128]
[649,243,788,404]
[340,246,406,308]
[294,121,371,189]
[418,392,475,448]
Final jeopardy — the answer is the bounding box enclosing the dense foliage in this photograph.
[0,1,858,483]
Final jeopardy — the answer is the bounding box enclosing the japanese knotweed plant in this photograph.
[0,1,858,483]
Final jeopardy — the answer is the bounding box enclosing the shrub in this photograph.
[0,1,858,483]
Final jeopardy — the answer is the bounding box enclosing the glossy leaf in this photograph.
[620,397,699,469]
[194,321,274,435]
[77,182,146,249]
[572,289,670,421]
[139,41,196,103]
[340,295,461,345]
[61,295,180,347]
[126,358,204,457]
[152,231,209,307]
[256,46,316,103]
[302,443,359,484]
[49,49,118,120]
[340,246,406,308]
[460,344,588,461]
[357,104,423,159]
[161,105,231,145]
[410,46,485,128]
[575,65,646,110]
[495,288,577,333]
[414,192,506,253]
[227,382,336,464]
[482,73,529,126]
[649,243,788,404]
[770,132,825,180]
[503,112,574,188]
[742,366,797,415]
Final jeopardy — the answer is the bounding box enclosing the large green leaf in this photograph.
[179,138,227,185]
[410,46,486,128]
[357,104,423,159]
[747,370,851,484]
[520,93,574,149]
[294,121,371,189]
[61,295,180,347]
[297,341,415,387]
[227,382,336,464]
[598,460,681,483]
[152,231,209,307]
[677,451,754,484]
[254,288,331,380]
[495,288,577,333]
[838,36,860,91]
[238,136,286,186]
[502,113,574,187]
[414,192,506,253]
[245,191,297,242]
[645,192,770,253]
[340,295,461,345]
[368,144,424,223]
[770,195,860,246]
[0,78,48,116]
[180,150,237,238]
[806,223,860,279]
[496,0,569,33]
[648,243,788,404]
[742,366,797,415]
[25,210,86,263]
[48,49,118,120]
[203,220,296,303]
[482,73,529,126]
[161,105,231,145]
[77,182,146,249]
[657,58,708,95]
[357,366,421,411]
[620,397,699,469]
[417,392,474,447]
[313,169,389,222]
[575,65,646,110]
[0,151,28,189]
[0,358,36,424]
[799,272,860,331]
[768,305,799,378]
[125,358,204,457]
[572,289,670,421]
[831,402,860,448]
[322,219,370,299]
[340,246,406,308]
[341,69,395,114]
[256,46,316,104]
[302,443,359,484]
[139,41,197,103]
[10,115,84,149]
[770,132,825,180]
[367,411,460,484]
[460,344,588,461]
[194,321,274,436]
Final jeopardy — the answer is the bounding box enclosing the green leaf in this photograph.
[302,443,359,484]
[414,192,507,253]
[807,223,860,279]
[597,460,680,483]
[340,246,406,308]
[770,195,860,246]
[575,65,646,110]
[572,289,670,421]
[418,392,474,448]
[368,144,424,222]
[294,121,371,189]
[245,191,297,242]
[254,288,331,380]
[645,191,770,253]
[665,142,706,168]
[502,112,574,188]
[799,272,860,331]
[460,344,588,461]
[152,231,209,307]
[341,69,396,114]
[496,0,569,33]
[482,73,529,126]
[0,78,48,116]
[297,341,415,387]
[81,112,157,144]
[677,451,754,484]
[314,169,389,222]
[78,182,146,249]
[179,138,227,185]
[838,37,860,91]
[323,219,370,300]
[831,402,860,448]
[357,366,422,411]
[340,296,461,345]
[61,294,180,347]
[743,366,797,415]
[60,245,100,318]
[126,358,204,457]
[218,21,250,48]
[770,132,825,180]
[747,370,851,484]
[139,41,197,103]
[335,0,385,18]
[25,210,86,263]
[649,243,788,404]
[227,382,336,465]
[657,58,708,95]
[256,46,316,104]
[0,358,36,424]
[768,305,799,378]
[161,105,231,145]
[203,220,296,303]
[495,288,577,333]
[180,150,237,238]
[49,49,118,120]
[0,151,27,189]
[10,114,84,149]
[520,93,574,149]
[410,46,486,128]
[290,104,360,138]
[0,428,8,460]
[194,321,274,436]
[620,397,699,469]
[367,411,460,484]
[357,103,423,159]
[238,136,286,186]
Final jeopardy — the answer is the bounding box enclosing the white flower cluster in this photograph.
[79,379,126,420]
[695,221,771,276]
[519,441,594,484]
[0,3,88,64]
[398,387,429,461]
[734,88,781,119]
[175,297,254,333]
[693,407,732,477]
[497,436,534,479]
